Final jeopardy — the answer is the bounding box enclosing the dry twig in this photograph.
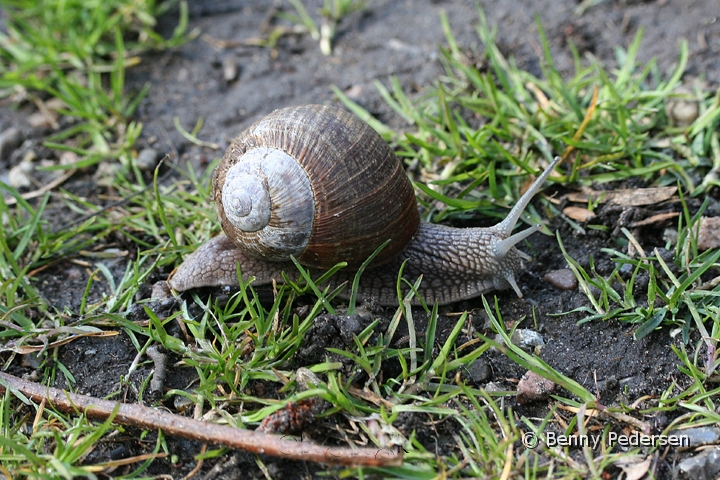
[0,372,402,467]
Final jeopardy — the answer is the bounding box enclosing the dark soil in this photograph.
[1,0,719,479]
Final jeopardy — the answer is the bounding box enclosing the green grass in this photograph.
[282,0,366,55]
[0,2,719,479]
[0,0,192,172]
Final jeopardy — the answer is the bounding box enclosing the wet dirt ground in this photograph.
[1,0,720,478]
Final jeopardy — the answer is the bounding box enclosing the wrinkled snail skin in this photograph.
[167,223,527,306]
[167,104,561,306]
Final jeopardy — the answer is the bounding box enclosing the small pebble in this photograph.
[174,395,194,412]
[466,359,491,383]
[510,329,545,351]
[697,217,720,251]
[7,155,34,188]
[516,370,556,404]
[344,84,365,100]
[27,111,57,129]
[136,148,159,171]
[45,98,67,111]
[678,447,720,480]
[109,445,131,461]
[296,367,323,390]
[665,86,699,128]
[543,268,578,291]
[0,127,23,161]
[59,151,78,166]
[93,161,121,187]
[663,227,678,246]
[20,353,41,368]
[670,426,720,448]
[222,56,239,83]
[483,382,504,393]
[337,314,364,343]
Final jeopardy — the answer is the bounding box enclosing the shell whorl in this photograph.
[214,104,420,269]
[217,147,316,262]
[221,155,271,233]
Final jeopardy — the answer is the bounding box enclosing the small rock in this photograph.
[222,56,239,83]
[0,127,23,161]
[20,353,41,368]
[697,217,720,251]
[109,445,131,461]
[296,367,323,390]
[670,426,720,448]
[483,382,504,393]
[510,329,545,351]
[93,161,121,187]
[619,262,634,275]
[543,268,578,291]
[176,68,189,82]
[516,371,556,404]
[45,97,67,111]
[136,148,159,171]
[7,154,34,188]
[337,314,366,343]
[666,86,699,128]
[678,447,720,480]
[344,84,365,100]
[27,111,58,129]
[651,412,669,431]
[663,227,678,246]
[59,151,78,166]
[174,394,194,412]
[466,359,491,383]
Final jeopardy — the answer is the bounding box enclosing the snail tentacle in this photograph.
[495,156,561,237]
[492,224,539,259]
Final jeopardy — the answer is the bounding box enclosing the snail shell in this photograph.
[168,105,561,305]
[213,105,420,269]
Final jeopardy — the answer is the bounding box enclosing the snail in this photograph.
[168,105,561,306]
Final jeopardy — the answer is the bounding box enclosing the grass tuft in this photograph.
[0,3,718,478]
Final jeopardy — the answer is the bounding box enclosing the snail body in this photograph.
[168,105,560,305]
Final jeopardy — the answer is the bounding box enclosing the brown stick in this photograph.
[0,372,402,467]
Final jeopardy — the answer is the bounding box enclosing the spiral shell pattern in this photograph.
[214,105,420,269]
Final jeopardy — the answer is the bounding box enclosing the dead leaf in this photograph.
[563,206,597,222]
[566,186,677,207]
[347,385,395,408]
[614,455,652,480]
[629,212,680,227]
